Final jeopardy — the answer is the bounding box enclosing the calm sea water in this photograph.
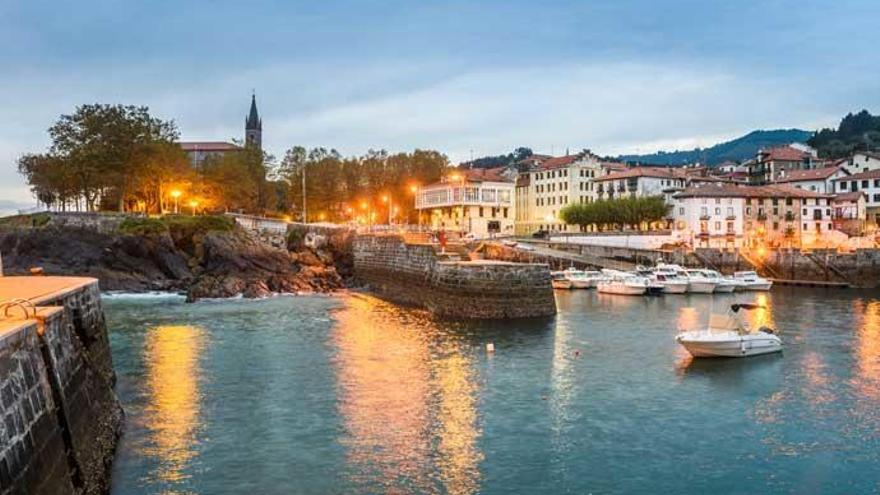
[105,288,880,494]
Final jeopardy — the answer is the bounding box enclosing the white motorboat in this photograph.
[662,265,715,293]
[734,271,773,291]
[582,270,605,288]
[649,265,690,294]
[597,271,647,295]
[634,267,682,294]
[676,303,782,358]
[687,269,736,293]
[562,268,592,289]
[551,271,573,290]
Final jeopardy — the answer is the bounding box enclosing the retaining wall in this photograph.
[354,234,556,319]
[0,278,122,495]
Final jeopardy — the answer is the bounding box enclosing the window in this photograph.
[715,207,721,215]
[727,207,734,217]
[679,207,685,215]
[746,207,752,215]
[802,208,807,215]
[479,207,484,217]
[700,206,708,217]
[803,223,808,230]
[772,198,778,206]
[715,198,721,204]
[714,221,721,230]
[840,181,848,190]
[773,207,779,216]
[863,180,870,189]
[874,194,880,203]
[875,179,880,188]
[772,222,779,230]
[785,198,793,206]
[827,223,832,231]
[727,221,734,232]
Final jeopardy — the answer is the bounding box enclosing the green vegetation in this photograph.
[560,196,670,230]
[118,215,235,236]
[808,110,880,158]
[0,213,50,230]
[464,147,533,169]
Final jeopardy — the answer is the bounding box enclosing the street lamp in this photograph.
[381,195,392,225]
[170,190,182,214]
[189,200,199,216]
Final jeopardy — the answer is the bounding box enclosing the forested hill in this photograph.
[618,129,813,166]
[808,110,880,158]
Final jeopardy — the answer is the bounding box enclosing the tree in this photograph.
[560,196,670,231]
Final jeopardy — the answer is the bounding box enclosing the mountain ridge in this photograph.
[618,129,813,166]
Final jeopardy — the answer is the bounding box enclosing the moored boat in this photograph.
[675,303,782,358]
[597,271,647,295]
[562,267,592,289]
[734,271,773,291]
[551,271,573,290]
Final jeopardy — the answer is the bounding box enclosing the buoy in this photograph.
[486,343,495,353]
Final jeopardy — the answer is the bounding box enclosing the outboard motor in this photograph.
[758,326,775,334]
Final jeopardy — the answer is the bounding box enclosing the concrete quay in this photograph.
[0,276,122,495]
[353,234,556,319]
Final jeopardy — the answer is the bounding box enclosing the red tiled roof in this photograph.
[179,141,240,152]
[774,166,846,183]
[833,191,865,202]
[760,146,810,162]
[462,167,512,182]
[601,162,628,171]
[831,169,880,181]
[674,183,832,199]
[539,155,580,170]
[594,166,687,181]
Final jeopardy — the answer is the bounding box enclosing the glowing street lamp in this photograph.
[170,190,182,214]
[381,195,393,225]
[189,199,199,216]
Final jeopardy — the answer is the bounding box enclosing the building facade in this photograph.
[513,152,628,234]
[747,145,821,185]
[415,168,516,238]
[179,93,262,167]
[773,165,848,193]
[832,169,880,226]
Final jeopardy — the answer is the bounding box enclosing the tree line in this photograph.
[17,104,450,221]
[559,196,670,231]
[808,109,880,158]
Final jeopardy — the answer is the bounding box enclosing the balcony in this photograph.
[756,212,768,221]
[726,215,737,221]
[699,214,711,221]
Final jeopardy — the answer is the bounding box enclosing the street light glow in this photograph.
[170,190,182,198]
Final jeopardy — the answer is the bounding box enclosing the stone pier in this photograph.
[353,234,556,319]
[0,277,122,495]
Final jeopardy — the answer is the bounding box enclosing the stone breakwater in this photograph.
[353,234,556,319]
[0,277,122,494]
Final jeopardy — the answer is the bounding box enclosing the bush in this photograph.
[118,215,235,236]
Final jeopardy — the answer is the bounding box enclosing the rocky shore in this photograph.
[0,214,352,300]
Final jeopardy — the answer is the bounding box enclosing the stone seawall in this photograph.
[353,234,556,319]
[0,278,122,494]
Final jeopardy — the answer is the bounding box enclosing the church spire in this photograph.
[245,92,262,148]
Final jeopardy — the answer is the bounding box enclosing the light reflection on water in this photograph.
[105,289,880,494]
[332,294,482,495]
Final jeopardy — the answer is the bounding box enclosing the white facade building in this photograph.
[415,168,515,238]
[773,166,848,194]
[832,169,880,226]
[840,152,880,175]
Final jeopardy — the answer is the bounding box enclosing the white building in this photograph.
[514,152,628,234]
[671,185,746,248]
[593,167,690,203]
[773,165,848,194]
[832,169,880,226]
[839,152,880,175]
[415,167,515,238]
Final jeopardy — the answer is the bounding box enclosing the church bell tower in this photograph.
[245,93,262,149]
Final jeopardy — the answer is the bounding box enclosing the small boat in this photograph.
[582,270,605,288]
[687,269,736,293]
[734,271,773,291]
[635,267,688,294]
[675,303,782,358]
[597,271,647,295]
[562,267,592,289]
[551,271,573,290]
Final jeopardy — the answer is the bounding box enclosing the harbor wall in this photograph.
[0,279,122,495]
[353,234,556,319]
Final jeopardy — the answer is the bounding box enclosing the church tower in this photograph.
[245,93,262,149]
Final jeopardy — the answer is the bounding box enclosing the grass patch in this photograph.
[0,213,51,230]
[119,215,235,236]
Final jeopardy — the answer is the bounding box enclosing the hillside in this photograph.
[618,129,813,166]
[808,109,880,158]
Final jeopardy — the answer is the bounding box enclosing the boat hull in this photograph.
[713,282,737,293]
[662,283,689,294]
[552,280,573,290]
[598,284,646,295]
[744,282,773,291]
[569,280,592,289]
[687,281,717,293]
[676,332,782,358]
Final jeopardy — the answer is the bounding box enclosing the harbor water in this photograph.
[106,288,880,494]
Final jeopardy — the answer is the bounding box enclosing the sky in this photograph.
[2,0,880,211]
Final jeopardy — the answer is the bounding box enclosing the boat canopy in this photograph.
[731,303,763,312]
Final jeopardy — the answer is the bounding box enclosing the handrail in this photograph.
[0,298,37,319]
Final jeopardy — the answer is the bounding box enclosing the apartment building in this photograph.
[832,169,880,226]
[415,167,515,238]
[514,152,627,234]
[747,145,822,185]
[773,165,848,193]
[672,183,833,248]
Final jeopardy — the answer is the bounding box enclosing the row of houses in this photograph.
[413,146,880,247]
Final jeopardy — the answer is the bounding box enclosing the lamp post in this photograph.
[189,200,199,216]
[302,164,307,223]
[409,184,419,227]
[170,190,182,214]
[382,195,392,225]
